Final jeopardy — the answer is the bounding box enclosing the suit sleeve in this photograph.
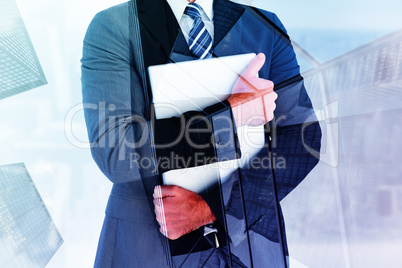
[81,10,146,184]
[265,12,322,200]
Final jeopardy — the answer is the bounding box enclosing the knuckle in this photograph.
[262,80,271,87]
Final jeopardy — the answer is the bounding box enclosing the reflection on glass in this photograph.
[282,29,402,268]
[0,0,47,100]
[0,163,63,267]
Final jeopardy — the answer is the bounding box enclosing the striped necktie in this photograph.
[183,3,213,59]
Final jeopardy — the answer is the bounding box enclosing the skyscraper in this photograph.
[0,163,63,268]
[282,29,402,268]
[301,29,402,115]
[0,0,47,100]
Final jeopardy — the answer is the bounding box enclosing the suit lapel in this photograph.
[169,30,193,62]
[136,0,245,62]
[212,0,245,49]
[137,0,179,57]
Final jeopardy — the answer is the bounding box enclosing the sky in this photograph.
[242,0,402,31]
[1,0,401,267]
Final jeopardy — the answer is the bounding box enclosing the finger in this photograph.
[241,78,273,94]
[155,199,167,237]
[263,91,278,103]
[155,211,165,224]
[263,92,278,122]
[154,199,163,212]
[242,53,265,78]
[159,225,168,238]
[153,185,162,199]
[154,185,178,199]
[159,185,183,198]
[153,193,165,215]
[259,79,274,93]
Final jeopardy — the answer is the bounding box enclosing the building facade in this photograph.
[0,0,47,100]
[0,163,63,268]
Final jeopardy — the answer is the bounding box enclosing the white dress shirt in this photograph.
[166,0,214,44]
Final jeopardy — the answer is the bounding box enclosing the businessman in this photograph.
[81,0,321,266]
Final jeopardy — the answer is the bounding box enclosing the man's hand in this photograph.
[228,53,277,127]
[153,185,217,240]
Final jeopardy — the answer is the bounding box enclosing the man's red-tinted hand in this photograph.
[228,53,277,127]
[153,185,217,240]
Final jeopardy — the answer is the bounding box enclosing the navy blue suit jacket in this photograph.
[81,0,321,266]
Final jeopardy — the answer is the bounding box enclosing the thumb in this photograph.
[242,53,265,78]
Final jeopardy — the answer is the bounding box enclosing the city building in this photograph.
[300,29,402,115]
[0,163,63,267]
[0,0,47,100]
[282,29,402,267]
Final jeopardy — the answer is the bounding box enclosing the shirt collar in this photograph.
[166,0,214,22]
